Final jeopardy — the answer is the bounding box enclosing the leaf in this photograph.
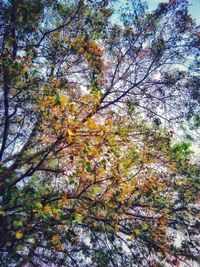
[16,244,24,251]
[141,223,149,231]
[68,129,74,136]
[108,137,116,146]
[105,118,112,125]
[93,185,100,195]
[134,229,141,236]
[52,234,60,244]
[0,210,6,216]
[172,142,193,159]
[87,174,94,181]
[98,168,106,178]
[86,162,92,172]
[155,196,166,206]
[15,231,23,239]
[75,213,83,222]
[87,118,96,129]
[48,159,58,169]
[43,205,51,214]
[34,201,42,209]
[60,96,69,105]
[61,196,68,205]
[52,208,60,220]
[19,16,23,23]
[53,79,60,88]
[63,36,68,42]
[13,220,23,228]
[89,146,99,157]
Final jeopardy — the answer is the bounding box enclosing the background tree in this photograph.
[0,0,199,266]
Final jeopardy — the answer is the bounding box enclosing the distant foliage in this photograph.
[0,0,199,266]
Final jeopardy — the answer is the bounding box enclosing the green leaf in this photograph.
[141,223,149,231]
[86,162,92,172]
[0,209,6,216]
[34,201,42,209]
[155,196,166,206]
[74,213,83,222]
[171,142,193,159]
[16,244,24,251]
[48,159,58,169]
[13,220,23,228]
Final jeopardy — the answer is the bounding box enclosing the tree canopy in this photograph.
[0,0,200,266]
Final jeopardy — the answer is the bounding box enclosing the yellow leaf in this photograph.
[134,229,141,236]
[54,123,60,130]
[98,168,106,178]
[108,137,116,146]
[87,174,94,181]
[15,231,23,239]
[68,129,74,136]
[89,147,99,157]
[93,185,100,194]
[52,208,60,220]
[68,103,77,112]
[60,96,69,105]
[101,125,109,133]
[79,47,85,53]
[43,205,51,214]
[87,118,96,130]
[105,118,112,125]
[68,135,72,143]
[52,234,60,244]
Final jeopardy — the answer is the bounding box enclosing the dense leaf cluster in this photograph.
[0,0,199,266]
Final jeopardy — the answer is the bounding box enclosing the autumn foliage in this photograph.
[0,0,200,266]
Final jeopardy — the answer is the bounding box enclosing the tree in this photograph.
[0,0,199,266]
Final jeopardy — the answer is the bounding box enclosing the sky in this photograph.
[111,0,200,24]
[148,0,200,23]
